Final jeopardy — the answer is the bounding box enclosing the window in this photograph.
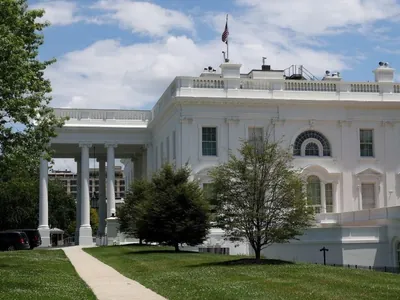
[202,127,217,156]
[293,130,331,156]
[166,136,170,163]
[248,127,263,149]
[172,130,176,160]
[396,242,400,268]
[305,142,319,156]
[160,142,164,165]
[360,129,374,157]
[325,183,333,213]
[307,176,321,213]
[361,183,375,209]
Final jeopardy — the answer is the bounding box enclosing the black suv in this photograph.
[0,231,30,251]
[9,229,42,249]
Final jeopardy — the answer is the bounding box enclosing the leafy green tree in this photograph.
[90,208,99,236]
[118,164,211,252]
[209,129,314,261]
[0,0,65,179]
[0,176,76,232]
[118,179,153,244]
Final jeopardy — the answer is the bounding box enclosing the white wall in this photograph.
[161,102,400,213]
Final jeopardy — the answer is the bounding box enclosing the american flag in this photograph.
[221,19,229,43]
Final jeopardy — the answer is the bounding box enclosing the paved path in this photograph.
[63,246,167,300]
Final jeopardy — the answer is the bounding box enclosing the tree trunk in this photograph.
[174,242,180,252]
[255,249,261,262]
[139,238,143,245]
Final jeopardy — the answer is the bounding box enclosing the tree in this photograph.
[0,0,65,179]
[118,164,211,252]
[0,175,76,232]
[209,128,314,261]
[90,208,99,236]
[118,179,153,244]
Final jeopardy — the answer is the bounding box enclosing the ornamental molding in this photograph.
[104,142,118,148]
[79,142,92,148]
[380,120,395,128]
[180,115,194,124]
[337,120,353,128]
[225,116,240,124]
[271,118,285,126]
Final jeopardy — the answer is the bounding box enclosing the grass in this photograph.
[0,250,96,300]
[85,245,400,300]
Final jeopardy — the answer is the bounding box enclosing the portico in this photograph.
[38,108,152,247]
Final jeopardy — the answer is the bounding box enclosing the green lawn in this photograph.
[0,250,96,300]
[85,245,400,300]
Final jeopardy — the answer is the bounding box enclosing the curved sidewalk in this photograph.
[63,246,166,300]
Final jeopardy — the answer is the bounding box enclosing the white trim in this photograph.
[358,128,375,158]
[198,124,220,160]
[300,138,323,157]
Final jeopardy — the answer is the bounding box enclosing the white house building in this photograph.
[39,59,400,268]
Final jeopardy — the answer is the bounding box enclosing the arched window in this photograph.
[307,176,321,213]
[305,142,319,156]
[293,130,331,156]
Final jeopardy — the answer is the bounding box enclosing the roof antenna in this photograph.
[262,56,267,65]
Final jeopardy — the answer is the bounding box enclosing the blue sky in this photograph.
[28,0,400,111]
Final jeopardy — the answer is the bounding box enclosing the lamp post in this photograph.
[320,246,329,265]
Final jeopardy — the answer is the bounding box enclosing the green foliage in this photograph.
[118,179,153,242]
[90,208,99,235]
[0,0,65,179]
[0,175,76,232]
[118,164,211,251]
[209,128,314,260]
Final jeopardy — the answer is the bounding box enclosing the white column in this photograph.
[333,182,339,213]
[146,143,153,179]
[98,158,106,236]
[74,158,81,244]
[141,149,147,179]
[106,143,117,217]
[320,181,326,214]
[38,157,50,247]
[79,143,93,245]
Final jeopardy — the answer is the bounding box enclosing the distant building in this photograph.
[49,166,125,206]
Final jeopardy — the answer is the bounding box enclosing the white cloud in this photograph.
[235,0,400,36]
[44,1,396,110]
[92,0,194,37]
[31,0,81,26]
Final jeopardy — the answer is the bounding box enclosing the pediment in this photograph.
[355,168,382,176]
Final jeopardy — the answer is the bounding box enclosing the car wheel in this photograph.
[7,245,15,251]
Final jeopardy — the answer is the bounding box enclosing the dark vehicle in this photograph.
[9,229,42,249]
[0,231,30,251]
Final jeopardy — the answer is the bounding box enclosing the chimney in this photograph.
[220,62,242,78]
[261,65,271,71]
[373,62,394,82]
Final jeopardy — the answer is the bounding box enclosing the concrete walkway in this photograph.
[63,247,167,300]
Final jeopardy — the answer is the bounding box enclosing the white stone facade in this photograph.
[43,61,400,268]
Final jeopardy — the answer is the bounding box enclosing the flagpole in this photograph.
[226,14,229,62]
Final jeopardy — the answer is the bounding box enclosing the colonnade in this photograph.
[38,143,119,247]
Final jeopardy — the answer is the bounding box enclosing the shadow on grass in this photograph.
[187,258,294,268]
[123,249,198,255]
